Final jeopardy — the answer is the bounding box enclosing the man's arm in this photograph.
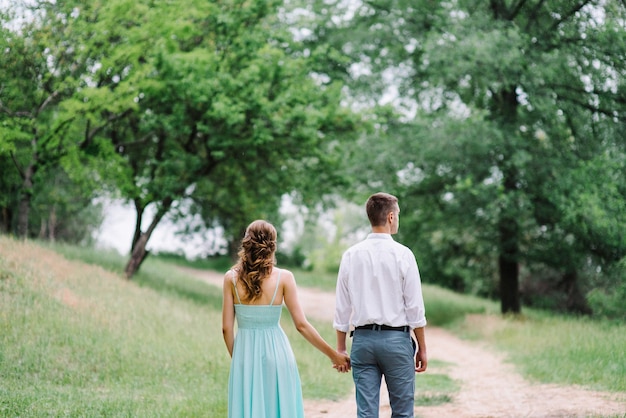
[403,251,427,329]
[413,326,427,373]
[336,330,348,353]
[333,252,352,372]
[335,330,350,372]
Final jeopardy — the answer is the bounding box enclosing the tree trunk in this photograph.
[495,86,521,314]
[560,270,592,315]
[499,216,520,314]
[38,218,47,239]
[124,197,173,279]
[125,232,150,278]
[16,137,38,239]
[17,164,34,238]
[130,198,144,253]
[48,204,57,242]
[498,170,521,314]
[0,207,12,233]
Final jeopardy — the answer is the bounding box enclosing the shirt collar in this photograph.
[367,233,393,240]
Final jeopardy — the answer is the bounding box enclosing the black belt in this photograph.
[354,324,410,332]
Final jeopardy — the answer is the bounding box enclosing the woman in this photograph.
[222,220,350,418]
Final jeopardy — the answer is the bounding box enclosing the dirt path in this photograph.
[181,267,626,418]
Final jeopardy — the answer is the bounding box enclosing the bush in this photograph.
[587,285,626,321]
[586,257,626,320]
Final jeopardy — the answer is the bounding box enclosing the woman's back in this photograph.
[231,269,283,330]
[231,268,284,306]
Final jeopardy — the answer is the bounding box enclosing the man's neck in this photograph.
[371,225,392,234]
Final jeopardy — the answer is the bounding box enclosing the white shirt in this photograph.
[333,233,427,332]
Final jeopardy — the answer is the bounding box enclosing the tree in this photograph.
[0,6,72,237]
[0,1,125,240]
[303,0,626,313]
[71,0,359,277]
[1,0,360,277]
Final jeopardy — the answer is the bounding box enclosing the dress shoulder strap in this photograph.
[230,271,242,304]
[270,269,281,306]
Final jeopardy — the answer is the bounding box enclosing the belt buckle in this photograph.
[372,324,381,331]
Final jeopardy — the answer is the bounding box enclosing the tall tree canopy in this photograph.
[0,2,115,241]
[302,0,626,314]
[1,0,360,277]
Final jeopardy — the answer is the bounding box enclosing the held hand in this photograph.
[332,350,351,373]
[415,350,427,373]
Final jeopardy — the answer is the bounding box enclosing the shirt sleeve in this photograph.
[402,248,427,329]
[333,252,352,332]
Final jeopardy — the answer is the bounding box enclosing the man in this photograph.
[334,192,427,418]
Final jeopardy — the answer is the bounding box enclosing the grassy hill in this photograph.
[0,237,350,416]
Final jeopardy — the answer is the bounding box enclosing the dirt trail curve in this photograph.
[180,267,626,418]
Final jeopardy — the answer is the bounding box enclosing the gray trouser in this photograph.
[351,329,415,418]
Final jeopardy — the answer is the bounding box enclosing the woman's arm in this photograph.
[282,270,350,370]
[222,271,236,357]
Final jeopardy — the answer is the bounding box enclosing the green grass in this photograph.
[456,312,626,393]
[421,284,499,326]
[4,237,625,417]
[0,237,352,417]
[414,360,459,406]
[43,242,353,398]
[0,239,228,417]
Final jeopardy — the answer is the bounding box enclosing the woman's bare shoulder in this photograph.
[223,269,236,283]
[278,267,295,278]
[276,268,297,289]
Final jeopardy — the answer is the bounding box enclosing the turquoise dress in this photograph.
[228,270,305,418]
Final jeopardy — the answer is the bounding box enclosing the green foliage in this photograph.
[0,154,20,232]
[276,247,308,269]
[3,0,625,319]
[586,257,626,321]
[74,0,360,271]
[0,1,131,239]
[302,0,626,315]
[28,165,104,243]
[587,285,626,322]
[1,0,361,275]
[291,200,367,273]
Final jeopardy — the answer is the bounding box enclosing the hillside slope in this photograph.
[0,237,228,416]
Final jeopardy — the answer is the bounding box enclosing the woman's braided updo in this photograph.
[233,220,277,302]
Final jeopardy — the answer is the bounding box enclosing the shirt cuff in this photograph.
[409,319,427,329]
[333,323,351,333]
